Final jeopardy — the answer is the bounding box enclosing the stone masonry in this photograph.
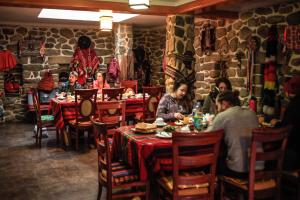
[133,26,166,85]
[0,24,114,122]
[194,2,300,111]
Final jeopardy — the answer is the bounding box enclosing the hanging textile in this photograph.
[127,51,135,80]
[0,50,17,72]
[200,24,216,55]
[108,57,120,82]
[246,36,259,96]
[262,26,279,116]
[284,25,300,50]
[70,47,100,85]
[70,36,100,85]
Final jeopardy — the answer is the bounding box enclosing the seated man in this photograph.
[206,91,262,178]
[58,71,82,94]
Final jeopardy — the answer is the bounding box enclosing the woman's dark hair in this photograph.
[173,78,189,92]
[215,77,232,91]
[217,90,240,106]
[95,71,106,85]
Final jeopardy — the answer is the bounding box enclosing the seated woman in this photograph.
[156,79,190,121]
[93,71,110,94]
[202,77,232,114]
[58,71,81,94]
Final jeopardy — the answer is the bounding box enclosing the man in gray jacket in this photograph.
[206,91,262,178]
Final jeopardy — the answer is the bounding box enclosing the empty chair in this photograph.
[102,88,125,101]
[68,89,98,150]
[31,88,59,148]
[92,121,149,200]
[120,80,138,94]
[136,86,162,123]
[158,129,224,200]
[220,126,291,200]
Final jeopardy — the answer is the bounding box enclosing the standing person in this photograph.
[156,79,191,121]
[280,75,300,170]
[58,71,82,94]
[93,71,110,94]
[203,77,232,114]
[206,91,262,178]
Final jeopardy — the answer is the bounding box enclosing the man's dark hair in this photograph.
[217,90,240,106]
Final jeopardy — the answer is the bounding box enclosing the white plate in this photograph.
[155,122,167,127]
[155,132,172,139]
[57,97,66,100]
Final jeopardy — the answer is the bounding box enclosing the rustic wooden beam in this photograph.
[0,0,176,15]
[195,10,239,19]
[176,0,231,13]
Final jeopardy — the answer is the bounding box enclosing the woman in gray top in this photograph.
[156,79,190,121]
[203,77,232,114]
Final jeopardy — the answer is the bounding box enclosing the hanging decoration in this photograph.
[262,25,278,116]
[70,36,100,85]
[246,36,259,96]
[200,23,216,55]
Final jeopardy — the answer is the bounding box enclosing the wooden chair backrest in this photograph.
[102,88,125,101]
[31,88,42,123]
[74,89,98,124]
[94,101,126,141]
[142,86,162,119]
[92,121,113,185]
[248,126,291,198]
[120,80,138,94]
[172,130,224,199]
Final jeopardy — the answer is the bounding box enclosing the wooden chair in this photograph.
[120,80,138,94]
[137,86,162,123]
[220,126,291,200]
[31,88,59,148]
[92,121,149,200]
[282,169,300,200]
[102,88,125,101]
[68,89,98,150]
[93,101,126,143]
[158,129,224,200]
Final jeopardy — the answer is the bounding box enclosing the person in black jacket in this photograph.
[281,75,300,170]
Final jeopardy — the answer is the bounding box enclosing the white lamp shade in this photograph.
[100,16,113,31]
[129,0,149,9]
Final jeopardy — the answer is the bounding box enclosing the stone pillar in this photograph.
[165,15,195,100]
[114,24,134,80]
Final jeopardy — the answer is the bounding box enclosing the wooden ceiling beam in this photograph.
[176,0,231,13]
[0,0,176,15]
[195,10,238,19]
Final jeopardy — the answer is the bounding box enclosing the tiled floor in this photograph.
[0,122,104,200]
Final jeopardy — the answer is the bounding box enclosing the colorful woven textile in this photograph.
[101,162,139,185]
[284,25,300,50]
[41,115,54,121]
[113,126,172,181]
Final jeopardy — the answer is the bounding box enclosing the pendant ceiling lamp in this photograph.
[100,16,113,31]
[129,0,149,10]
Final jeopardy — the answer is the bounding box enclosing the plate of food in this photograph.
[163,125,176,132]
[174,120,184,126]
[133,122,157,133]
[155,131,172,139]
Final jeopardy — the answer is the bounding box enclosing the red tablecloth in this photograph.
[50,97,144,129]
[113,126,173,181]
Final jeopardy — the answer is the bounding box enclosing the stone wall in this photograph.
[133,26,166,85]
[0,24,114,122]
[194,2,300,109]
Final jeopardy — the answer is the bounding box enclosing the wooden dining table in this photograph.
[50,96,144,146]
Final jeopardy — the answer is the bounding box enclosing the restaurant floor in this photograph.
[0,122,102,200]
